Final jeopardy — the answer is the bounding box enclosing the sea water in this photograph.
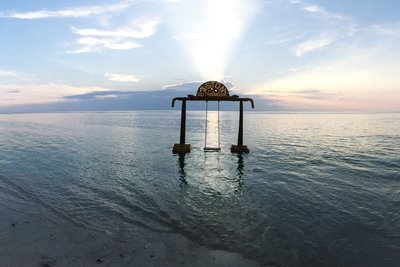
[0,111,399,266]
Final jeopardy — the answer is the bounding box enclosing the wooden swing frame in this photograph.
[172,81,254,154]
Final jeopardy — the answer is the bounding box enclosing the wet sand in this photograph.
[0,191,260,267]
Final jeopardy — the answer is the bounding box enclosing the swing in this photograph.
[203,100,221,152]
[171,80,254,154]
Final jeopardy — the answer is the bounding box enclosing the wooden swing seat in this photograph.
[203,147,221,152]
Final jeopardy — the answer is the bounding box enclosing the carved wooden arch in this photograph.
[196,81,229,97]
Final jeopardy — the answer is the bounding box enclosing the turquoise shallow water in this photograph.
[0,111,399,266]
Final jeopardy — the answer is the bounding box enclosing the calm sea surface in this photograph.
[1,111,399,266]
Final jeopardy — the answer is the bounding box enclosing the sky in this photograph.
[0,0,399,112]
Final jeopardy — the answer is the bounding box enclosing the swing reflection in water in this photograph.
[176,152,246,195]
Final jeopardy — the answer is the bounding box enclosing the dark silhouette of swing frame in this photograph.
[172,81,254,154]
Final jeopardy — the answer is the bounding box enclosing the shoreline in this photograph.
[0,191,260,267]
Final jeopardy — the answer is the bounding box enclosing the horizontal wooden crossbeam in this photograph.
[172,96,254,108]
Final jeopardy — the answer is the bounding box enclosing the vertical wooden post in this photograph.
[238,100,243,146]
[173,99,191,153]
[180,100,186,145]
[231,100,249,153]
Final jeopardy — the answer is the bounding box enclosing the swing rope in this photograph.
[204,101,208,148]
[218,100,221,149]
[204,101,221,151]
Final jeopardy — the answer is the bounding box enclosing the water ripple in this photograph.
[1,112,399,266]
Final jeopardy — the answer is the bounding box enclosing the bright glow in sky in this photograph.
[168,0,258,80]
[0,0,399,111]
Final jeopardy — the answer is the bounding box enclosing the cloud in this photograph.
[293,26,356,57]
[162,80,236,91]
[291,89,343,100]
[241,37,292,53]
[372,23,400,37]
[0,1,161,54]
[0,82,108,106]
[93,94,121,100]
[105,73,140,82]
[0,1,162,54]
[291,0,349,21]
[0,81,280,113]
[70,37,142,53]
[69,18,160,53]
[0,69,18,77]
[252,37,400,112]
[261,88,343,101]
[289,0,357,57]
[0,2,131,19]
[293,33,335,57]
[0,77,284,112]
[71,18,161,39]
[302,5,323,13]
[302,5,347,21]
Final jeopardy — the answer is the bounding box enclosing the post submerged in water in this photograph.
[172,99,192,154]
[230,100,250,153]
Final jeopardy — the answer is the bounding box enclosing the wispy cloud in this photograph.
[162,80,235,91]
[289,0,357,57]
[93,94,121,100]
[0,1,161,54]
[302,5,323,13]
[278,67,303,75]
[0,69,18,77]
[291,0,348,20]
[70,37,142,53]
[252,32,400,112]
[0,82,108,106]
[291,89,343,100]
[372,23,400,37]
[72,18,160,39]
[69,18,160,53]
[293,33,335,57]
[162,81,203,90]
[0,2,131,19]
[241,37,292,52]
[259,89,344,111]
[105,73,140,82]
[301,4,347,21]
[7,90,20,93]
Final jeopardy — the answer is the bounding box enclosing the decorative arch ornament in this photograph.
[196,81,229,97]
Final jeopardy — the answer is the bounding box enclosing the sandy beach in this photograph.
[0,190,260,267]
